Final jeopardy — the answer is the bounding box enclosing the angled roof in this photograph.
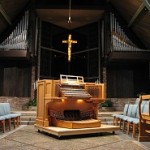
[0,0,149,48]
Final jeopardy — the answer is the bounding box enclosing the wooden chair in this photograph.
[0,103,21,131]
[138,95,150,142]
[112,103,129,126]
[126,101,148,138]
[119,104,134,131]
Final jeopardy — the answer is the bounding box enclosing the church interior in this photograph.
[0,0,150,145]
[0,0,150,100]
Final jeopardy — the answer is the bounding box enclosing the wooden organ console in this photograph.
[35,75,119,137]
[36,75,104,129]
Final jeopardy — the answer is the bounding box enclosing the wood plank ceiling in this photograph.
[0,0,29,35]
[110,0,150,49]
[0,0,150,49]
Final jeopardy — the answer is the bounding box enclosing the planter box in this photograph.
[101,107,115,112]
[22,106,37,111]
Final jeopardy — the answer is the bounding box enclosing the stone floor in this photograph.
[0,125,150,150]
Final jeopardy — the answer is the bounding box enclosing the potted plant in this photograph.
[100,100,114,112]
[22,98,37,110]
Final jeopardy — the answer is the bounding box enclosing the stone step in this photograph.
[99,116,114,125]
[98,111,122,117]
[20,121,35,125]
[98,111,122,125]
[101,121,113,125]
[20,111,37,116]
[20,116,36,121]
[13,111,37,125]
[99,116,113,120]
[18,111,121,125]
[22,106,37,111]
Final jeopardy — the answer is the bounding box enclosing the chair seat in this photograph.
[118,115,129,120]
[127,117,139,124]
[3,113,21,119]
[114,114,124,118]
[0,116,5,120]
[112,114,122,117]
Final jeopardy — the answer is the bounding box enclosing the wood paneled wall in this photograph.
[0,65,31,97]
[107,62,150,98]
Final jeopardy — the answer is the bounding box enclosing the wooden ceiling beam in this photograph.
[35,0,108,9]
[0,50,28,59]
[128,3,145,27]
[143,0,150,11]
[0,4,12,25]
[128,0,150,27]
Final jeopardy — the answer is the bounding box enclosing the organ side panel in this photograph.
[36,80,53,127]
[85,83,105,119]
[85,83,105,100]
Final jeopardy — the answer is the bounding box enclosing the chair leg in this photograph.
[119,119,122,130]
[113,117,115,125]
[17,116,20,126]
[12,118,16,129]
[123,120,127,132]
[132,123,136,139]
[1,120,6,133]
[14,116,20,127]
[3,120,6,133]
[122,120,125,131]
[116,118,120,126]
[15,117,19,127]
[127,122,130,134]
[7,119,11,131]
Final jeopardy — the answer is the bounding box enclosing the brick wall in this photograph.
[0,96,137,111]
[0,96,30,111]
[106,98,136,111]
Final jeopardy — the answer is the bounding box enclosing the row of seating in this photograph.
[112,97,150,139]
[0,103,21,133]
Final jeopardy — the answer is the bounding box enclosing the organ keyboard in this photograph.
[60,88,92,99]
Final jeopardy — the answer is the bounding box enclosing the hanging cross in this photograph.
[62,34,77,62]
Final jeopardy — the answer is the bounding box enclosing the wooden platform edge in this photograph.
[34,124,120,137]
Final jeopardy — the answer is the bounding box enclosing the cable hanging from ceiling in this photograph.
[68,0,72,24]
[62,0,77,62]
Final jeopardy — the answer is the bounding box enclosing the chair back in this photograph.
[0,103,11,116]
[142,102,149,114]
[123,104,129,116]
[4,103,11,114]
[130,104,138,118]
[127,104,133,117]
[135,98,140,104]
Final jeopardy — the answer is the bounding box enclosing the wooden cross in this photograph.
[62,34,77,62]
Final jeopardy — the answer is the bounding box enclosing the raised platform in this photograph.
[34,124,120,137]
[53,119,101,129]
